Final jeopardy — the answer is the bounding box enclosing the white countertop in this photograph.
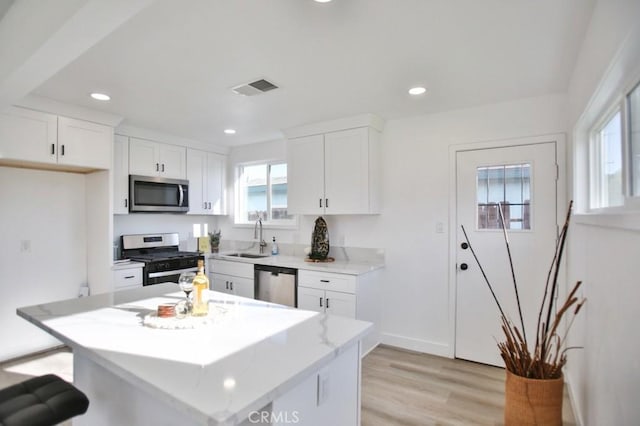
[208,253,384,275]
[17,283,372,425]
[111,260,145,270]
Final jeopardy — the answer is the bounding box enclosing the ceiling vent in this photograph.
[231,79,279,96]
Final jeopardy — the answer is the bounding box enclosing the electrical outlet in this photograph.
[20,240,31,253]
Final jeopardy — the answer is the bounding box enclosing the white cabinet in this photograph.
[112,264,143,292]
[209,259,254,299]
[129,137,186,179]
[0,107,112,170]
[297,268,381,355]
[287,126,381,215]
[0,107,57,164]
[187,149,226,215]
[113,135,129,214]
[57,117,112,169]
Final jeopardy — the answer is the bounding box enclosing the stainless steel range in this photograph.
[120,233,203,286]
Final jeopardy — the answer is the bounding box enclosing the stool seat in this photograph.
[0,374,89,426]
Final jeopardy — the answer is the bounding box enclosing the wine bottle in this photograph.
[192,259,209,316]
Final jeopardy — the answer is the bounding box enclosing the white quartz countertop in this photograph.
[17,283,372,425]
[208,253,384,275]
[111,260,145,270]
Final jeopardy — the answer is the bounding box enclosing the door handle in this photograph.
[460,263,468,271]
[461,242,469,250]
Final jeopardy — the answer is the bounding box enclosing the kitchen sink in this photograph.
[223,252,270,259]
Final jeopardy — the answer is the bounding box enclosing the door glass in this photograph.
[476,164,531,230]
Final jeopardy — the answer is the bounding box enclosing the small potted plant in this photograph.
[208,230,221,253]
[462,201,584,425]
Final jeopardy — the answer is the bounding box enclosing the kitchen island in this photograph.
[17,283,372,425]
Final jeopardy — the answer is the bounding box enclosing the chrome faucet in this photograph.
[254,217,267,254]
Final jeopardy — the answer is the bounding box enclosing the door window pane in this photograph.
[477,164,531,230]
[629,83,640,196]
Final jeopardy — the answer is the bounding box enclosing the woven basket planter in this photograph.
[504,370,563,425]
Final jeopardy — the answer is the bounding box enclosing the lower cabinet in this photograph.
[112,264,143,292]
[298,287,356,318]
[211,273,254,299]
[209,259,254,299]
[297,269,380,356]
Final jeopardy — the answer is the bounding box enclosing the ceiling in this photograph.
[32,0,595,147]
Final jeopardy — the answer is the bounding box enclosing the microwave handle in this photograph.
[178,184,184,207]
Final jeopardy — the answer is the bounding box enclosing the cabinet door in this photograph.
[129,138,159,176]
[0,107,57,164]
[186,149,207,214]
[206,152,225,214]
[324,127,369,214]
[211,273,234,295]
[231,276,254,299]
[113,135,129,214]
[298,286,325,313]
[287,134,325,215]
[325,290,356,318]
[57,117,112,169]
[159,144,186,179]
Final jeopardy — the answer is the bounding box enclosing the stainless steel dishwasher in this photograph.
[254,264,297,307]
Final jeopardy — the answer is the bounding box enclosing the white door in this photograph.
[159,144,186,179]
[455,142,557,367]
[298,287,324,313]
[324,290,356,318]
[57,117,112,169]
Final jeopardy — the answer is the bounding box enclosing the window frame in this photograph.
[233,160,297,228]
[586,75,640,214]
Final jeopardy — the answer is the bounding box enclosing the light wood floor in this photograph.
[362,345,576,426]
[1,345,576,426]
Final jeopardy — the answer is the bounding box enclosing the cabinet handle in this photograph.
[124,275,135,279]
[319,198,322,208]
[325,198,329,208]
[326,298,330,309]
[61,145,65,156]
[230,282,233,291]
[208,202,212,209]
[162,163,165,172]
[320,279,330,283]
[156,163,159,171]
[204,202,207,209]
[225,281,228,290]
[51,144,55,155]
[124,199,128,208]
[319,297,323,307]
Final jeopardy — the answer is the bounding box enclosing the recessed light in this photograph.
[408,87,427,96]
[224,129,236,135]
[314,0,333,3]
[90,93,111,101]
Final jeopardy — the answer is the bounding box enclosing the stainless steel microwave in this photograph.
[129,175,189,213]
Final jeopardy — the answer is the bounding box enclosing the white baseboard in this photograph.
[380,333,450,357]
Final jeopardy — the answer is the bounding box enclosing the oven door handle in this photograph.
[178,184,184,207]
[148,267,198,278]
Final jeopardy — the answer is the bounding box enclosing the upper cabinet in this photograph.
[187,148,226,215]
[0,107,112,170]
[129,137,186,179]
[287,126,381,215]
[113,135,129,214]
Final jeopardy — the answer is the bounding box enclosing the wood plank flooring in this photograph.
[1,345,576,425]
[362,345,576,426]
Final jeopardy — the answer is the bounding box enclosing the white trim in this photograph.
[15,94,124,127]
[282,113,385,139]
[447,133,567,359]
[380,333,449,357]
[565,372,584,426]
[116,124,229,155]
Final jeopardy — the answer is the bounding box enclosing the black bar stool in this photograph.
[0,374,89,426]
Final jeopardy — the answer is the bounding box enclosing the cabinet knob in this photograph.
[460,263,468,271]
[461,242,469,250]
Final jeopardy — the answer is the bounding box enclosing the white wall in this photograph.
[0,167,87,361]
[564,1,640,424]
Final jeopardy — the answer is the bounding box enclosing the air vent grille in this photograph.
[231,78,279,96]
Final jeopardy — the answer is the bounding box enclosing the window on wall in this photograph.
[235,162,294,225]
[590,110,623,209]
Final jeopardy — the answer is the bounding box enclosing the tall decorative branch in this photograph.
[497,203,526,344]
